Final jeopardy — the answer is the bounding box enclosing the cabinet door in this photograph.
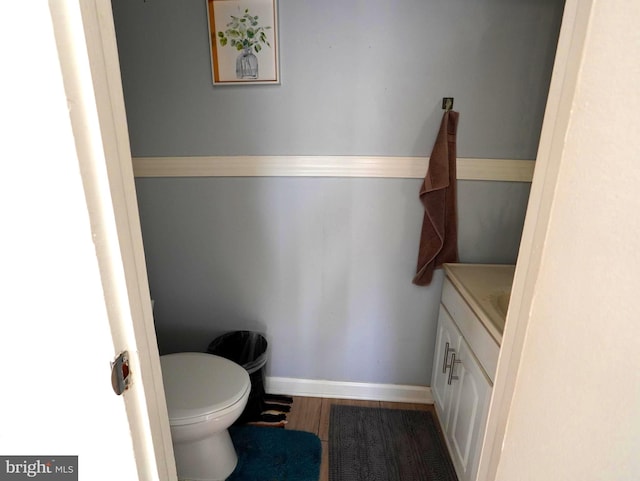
[431,305,462,430]
[447,339,492,481]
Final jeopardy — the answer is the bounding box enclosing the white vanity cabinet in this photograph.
[431,265,511,481]
[431,306,463,417]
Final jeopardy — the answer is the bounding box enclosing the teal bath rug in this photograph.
[228,426,322,481]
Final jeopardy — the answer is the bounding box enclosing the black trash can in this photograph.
[207,331,268,424]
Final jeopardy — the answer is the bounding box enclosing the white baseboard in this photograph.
[265,376,433,405]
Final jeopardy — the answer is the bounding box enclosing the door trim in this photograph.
[476,1,593,479]
[49,0,177,479]
[64,0,588,478]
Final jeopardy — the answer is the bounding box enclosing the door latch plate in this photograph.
[111,351,131,395]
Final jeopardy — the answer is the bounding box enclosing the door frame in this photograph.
[59,0,590,478]
[476,0,593,479]
[49,0,177,479]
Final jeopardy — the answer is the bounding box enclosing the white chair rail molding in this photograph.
[132,155,535,182]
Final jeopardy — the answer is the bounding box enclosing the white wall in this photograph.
[495,1,640,479]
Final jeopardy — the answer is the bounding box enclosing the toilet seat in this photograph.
[161,352,251,426]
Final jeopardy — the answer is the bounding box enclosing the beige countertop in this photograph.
[443,263,515,344]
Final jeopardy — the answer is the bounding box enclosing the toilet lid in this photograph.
[160,352,250,425]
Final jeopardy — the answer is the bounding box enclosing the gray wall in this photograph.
[136,178,529,385]
[113,0,563,386]
[112,0,563,158]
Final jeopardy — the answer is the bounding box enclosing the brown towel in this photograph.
[413,110,459,286]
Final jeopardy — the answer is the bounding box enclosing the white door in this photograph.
[0,2,176,480]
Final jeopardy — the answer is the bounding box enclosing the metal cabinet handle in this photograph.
[442,342,455,373]
[447,353,462,385]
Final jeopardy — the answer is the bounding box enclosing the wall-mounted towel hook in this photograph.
[442,97,454,111]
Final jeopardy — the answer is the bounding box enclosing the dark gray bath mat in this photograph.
[329,405,458,481]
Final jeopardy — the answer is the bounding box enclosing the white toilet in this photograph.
[160,352,251,481]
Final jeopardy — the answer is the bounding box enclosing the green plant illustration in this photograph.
[217,8,271,54]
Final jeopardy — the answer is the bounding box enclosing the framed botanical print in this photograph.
[207,0,280,85]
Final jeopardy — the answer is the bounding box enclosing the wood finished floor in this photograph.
[283,397,439,481]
